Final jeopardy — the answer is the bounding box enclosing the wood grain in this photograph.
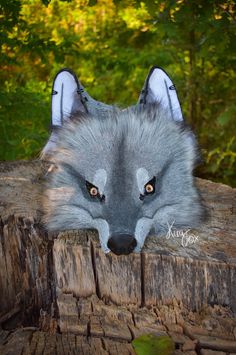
[0,160,236,354]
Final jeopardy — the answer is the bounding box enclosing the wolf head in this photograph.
[42,67,204,255]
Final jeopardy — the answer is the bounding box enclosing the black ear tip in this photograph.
[147,66,172,80]
[53,68,79,83]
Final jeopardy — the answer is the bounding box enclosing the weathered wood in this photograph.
[0,161,236,311]
[0,160,236,354]
[0,214,54,323]
[0,328,137,355]
[53,233,96,297]
[52,180,236,312]
[54,227,236,312]
[0,161,54,322]
[1,296,236,353]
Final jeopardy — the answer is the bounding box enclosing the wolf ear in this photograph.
[42,68,114,156]
[50,68,87,128]
[138,66,183,122]
[42,68,85,156]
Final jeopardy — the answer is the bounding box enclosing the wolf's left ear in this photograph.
[138,66,183,122]
[138,67,202,166]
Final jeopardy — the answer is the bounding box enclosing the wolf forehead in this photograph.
[52,104,196,182]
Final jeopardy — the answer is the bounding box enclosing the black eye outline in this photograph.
[86,180,105,202]
[139,176,156,201]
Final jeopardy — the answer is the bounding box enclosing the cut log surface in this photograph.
[0,160,236,354]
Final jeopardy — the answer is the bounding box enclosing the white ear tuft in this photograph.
[139,67,183,122]
[42,68,114,157]
[51,68,86,128]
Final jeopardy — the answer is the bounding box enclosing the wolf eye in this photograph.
[86,180,105,202]
[145,177,156,194]
[86,181,99,197]
[140,176,156,200]
[90,187,98,196]
[145,184,154,194]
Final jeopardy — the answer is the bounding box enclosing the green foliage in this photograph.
[132,334,175,355]
[0,0,235,186]
[0,83,50,160]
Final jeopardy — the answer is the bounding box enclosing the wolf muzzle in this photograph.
[108,234,137,255]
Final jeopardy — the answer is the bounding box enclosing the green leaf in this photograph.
[217,105,236,126]
[132,334,175,355]
[88,0,97,5]
[41,0,51,5]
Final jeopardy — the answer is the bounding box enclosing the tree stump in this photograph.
[0,160,236,354]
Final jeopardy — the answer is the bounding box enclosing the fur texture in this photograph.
[43,104,204,253]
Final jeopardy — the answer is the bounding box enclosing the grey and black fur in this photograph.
[43,93,204,254]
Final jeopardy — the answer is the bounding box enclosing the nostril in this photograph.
[128,237,137,251]
[108,234,137,255]
[107,238,117,252]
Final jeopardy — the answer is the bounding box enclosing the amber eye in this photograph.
[144,176,156,195]
[86,180,99,197]
[145,184,154,194]
[140,176,156,201]
[90,187,98,196]
[86,180,105,201]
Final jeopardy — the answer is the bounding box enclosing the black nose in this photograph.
[108,234,137,255]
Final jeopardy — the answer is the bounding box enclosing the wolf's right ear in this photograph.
[42,68,114,157]
[50,68,116,128]
[138,66,183,122]
[51,68,87,127]
[42,68,87,156]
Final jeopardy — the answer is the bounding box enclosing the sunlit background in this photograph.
[0,0,235,186]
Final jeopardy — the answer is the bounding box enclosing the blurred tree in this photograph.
[133,0,236,184]
[0,0,235,186]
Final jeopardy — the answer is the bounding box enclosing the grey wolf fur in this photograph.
[43,103,204,254]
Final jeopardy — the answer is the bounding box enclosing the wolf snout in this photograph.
[107,234,137,255]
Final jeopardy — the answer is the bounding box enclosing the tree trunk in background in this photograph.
[0,160,236,354]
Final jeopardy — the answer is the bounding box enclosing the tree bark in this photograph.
[0,160,236,353]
